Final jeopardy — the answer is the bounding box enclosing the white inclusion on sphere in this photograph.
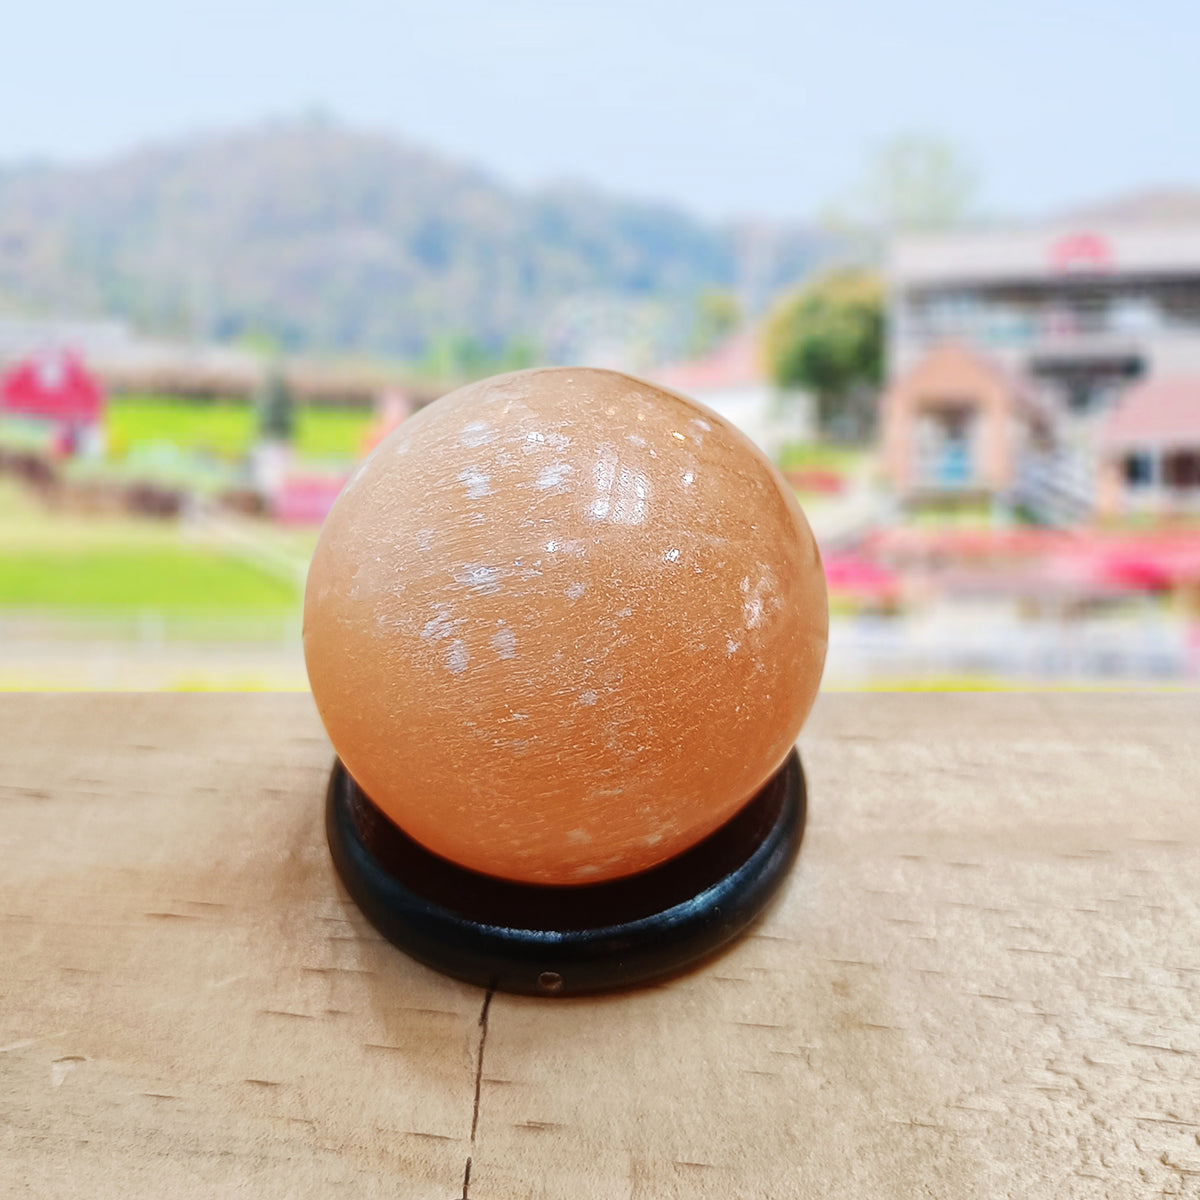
[416,528,435,552]
[577,689,598,706]
[740,576,763,629]
[445,640,469,675]
[682,470,695,486]
[663,548,680,564]
[458,467,493,499]
[726,636,741,656]
[490,626,518,659]
[690,418,712,435]
[566,581,587,601]
[455,563,506,595]
[627,434,647,447]
[522,429,570,453]
[740,568,777,630]
[566,828,592,844]
[420,604,460,642]
[616,607,633,619]
[459,421,495,448]
[535,462,572,491]
[587,445,649,525]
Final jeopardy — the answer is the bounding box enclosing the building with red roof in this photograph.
[653,330,764,397]
[880,343,1056,504]
[1097,377,1200,515]
[648,331,812,456]
[0,350,105,453]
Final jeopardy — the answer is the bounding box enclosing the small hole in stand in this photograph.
[537,971,564,993]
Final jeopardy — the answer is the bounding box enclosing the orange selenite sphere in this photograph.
[304,368,827,885]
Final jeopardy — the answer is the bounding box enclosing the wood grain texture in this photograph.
[1,693,1199,1198]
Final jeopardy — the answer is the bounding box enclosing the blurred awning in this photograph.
[823,554,902,602]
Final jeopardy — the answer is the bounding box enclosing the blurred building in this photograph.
[1097,377,1200,517]
[889,220,1200,396]
[650,330,812,459]
[881,344,1053,504]
[0,349,105,456]
[885,201,1200,519]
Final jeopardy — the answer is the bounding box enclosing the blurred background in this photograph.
[1,0,1198,690]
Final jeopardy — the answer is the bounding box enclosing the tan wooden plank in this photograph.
[0,694,483,1198]
[2,694,1200,1198]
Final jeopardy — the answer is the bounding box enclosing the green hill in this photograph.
[0,119,827,360]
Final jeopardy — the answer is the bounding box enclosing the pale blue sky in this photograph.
[3,0,1196,221]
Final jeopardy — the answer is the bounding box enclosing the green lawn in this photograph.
[776,441,869,474]
[107,397,256,460]
[295,407,374,459]
[106,395,373,462]
[0,547,300,613]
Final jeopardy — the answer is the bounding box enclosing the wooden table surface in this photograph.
[2,693,1199,1198]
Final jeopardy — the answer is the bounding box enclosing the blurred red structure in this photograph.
[1048,231,1113,273]
[823,554,901,606]
[274,474,348,525]
[784,468,845,495]
[861,526,1200,603]
[1,350,104,426]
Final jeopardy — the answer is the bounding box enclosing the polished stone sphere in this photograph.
[304,368,827,885]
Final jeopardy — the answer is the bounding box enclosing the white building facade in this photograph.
[890,222,1200,410]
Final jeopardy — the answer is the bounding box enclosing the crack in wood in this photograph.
[461,987,495,1199]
